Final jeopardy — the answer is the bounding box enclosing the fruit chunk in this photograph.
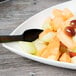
[39,29,51,38]
[47,53,60,61]
[51,17,64,31]
[47,55,58,60]
[73,35,76,43]
[40,32,55,42]
[42,17,53,30]
[57,29,76,52]
[52,8,66,20]
[52,8,63,17]
[70,20,76,28]
[40,37,60,58]
[64,26,75,37]
[52,8,73,20]
[33,39,47,56]
[71,56,76,63]
[59,52,71,63]
[39,29,56,42]
[19,41,37,55]
[63,8,73,20]
[33,39,47,51]
[57,28,74,49]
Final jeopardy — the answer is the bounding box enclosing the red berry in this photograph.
[70,20,76,28]
[64,26,75,37]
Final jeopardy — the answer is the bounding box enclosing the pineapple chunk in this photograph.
[59,52,71,63]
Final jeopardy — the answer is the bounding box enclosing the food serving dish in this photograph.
[2,0,76,69]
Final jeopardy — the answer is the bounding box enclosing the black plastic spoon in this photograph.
[0,29,43,43]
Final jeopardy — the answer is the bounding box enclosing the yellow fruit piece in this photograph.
[42,17,53,30]
[52,8,74,21]
[71,56,76,64]
[51,17,64,31]
[40,37,60,58]
[47,53,60,61]
[47,55,57,60]
[52,8,66,20]
[33,39,47,56]
[39,32,56,42]
[36,47,47,56]
[57,28,74,49]
[33,39,47,51]
[63,8,74,20]
[59,52,71,63]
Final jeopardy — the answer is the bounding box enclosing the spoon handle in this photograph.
[0,35,23,43]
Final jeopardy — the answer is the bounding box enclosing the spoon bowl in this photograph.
[0,29,43,43]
